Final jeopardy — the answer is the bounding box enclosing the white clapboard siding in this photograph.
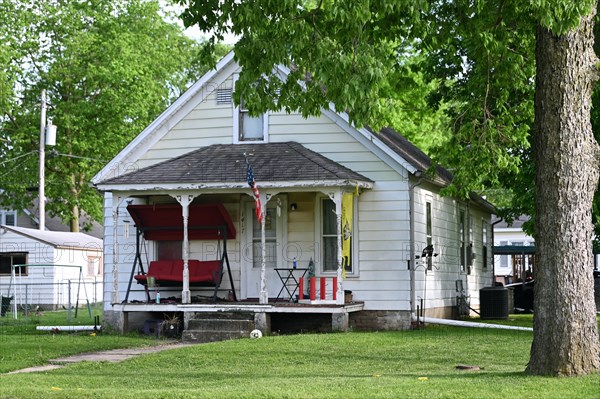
[409,182,494,312]
[98,60,494,316]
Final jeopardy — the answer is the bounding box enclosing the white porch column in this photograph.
[111,193,123,305]
[328,191,345,305]
[175,194,195,304]
[259,192,275,304]
[259,198,268,305]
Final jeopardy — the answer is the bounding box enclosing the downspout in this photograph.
[409,171,424,318]
[413,315,532,331]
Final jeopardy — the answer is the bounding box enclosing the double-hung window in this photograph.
[459,210,466,273]
[482,221,489,269]
[0,210,17,226]
[426,201,433,271]
[321,199,338,273]
[238,98,267,141]
[231,75,268,143]
[319,197,355,275]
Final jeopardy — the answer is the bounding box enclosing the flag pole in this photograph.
[245,153,268,304]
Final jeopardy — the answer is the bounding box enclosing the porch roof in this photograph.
[96,142,373,191]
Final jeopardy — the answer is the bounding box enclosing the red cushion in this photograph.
[189,260,220,284]
[134,259,220,285]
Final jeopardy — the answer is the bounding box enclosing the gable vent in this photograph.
[216,88,232,105]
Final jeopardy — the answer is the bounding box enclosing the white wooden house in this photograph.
[492,216,600,311]
[493,216,535,285]
[92,52,495,334]
[0,225,103,312]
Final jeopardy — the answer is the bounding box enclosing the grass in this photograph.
[0,307,158,374]
[1,312,599,398]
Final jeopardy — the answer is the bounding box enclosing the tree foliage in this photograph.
[0,0,226,231]
[179,0,600,376]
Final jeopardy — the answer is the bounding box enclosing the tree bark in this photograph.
[70,203,80,233]
[528,5,600,376]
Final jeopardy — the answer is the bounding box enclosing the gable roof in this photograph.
[90,51,494,213]
[91,51,421,186]
[97,142,373,190]
[1,225,103,251]
[91,52,237,185]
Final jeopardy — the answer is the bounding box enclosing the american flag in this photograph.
[246,158,263,223]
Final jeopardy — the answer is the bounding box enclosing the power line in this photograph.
[49,151,107,163]
[0,151,37,167]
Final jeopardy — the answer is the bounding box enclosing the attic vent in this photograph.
[217,88,232,105]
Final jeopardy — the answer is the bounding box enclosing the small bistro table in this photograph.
[274,268,309,301]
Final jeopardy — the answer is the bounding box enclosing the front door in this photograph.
[243,201,287,299]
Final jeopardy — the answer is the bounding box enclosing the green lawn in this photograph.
[1,312,599,398]
[0,307,158,373]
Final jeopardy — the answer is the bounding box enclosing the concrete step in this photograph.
[190,311,254,321]
[182,329,253,343]
[187,318,254,332]
[182,312,256,343]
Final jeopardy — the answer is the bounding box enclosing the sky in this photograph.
[160,1,239,44]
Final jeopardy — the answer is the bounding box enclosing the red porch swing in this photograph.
[123,203,237,303]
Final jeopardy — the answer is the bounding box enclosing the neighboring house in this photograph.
[0,198,103,238]
[92,52,495,333]
[493,216,600,311]
[493,216,535,285]
[493,216,600,281]
[0,225,103,311]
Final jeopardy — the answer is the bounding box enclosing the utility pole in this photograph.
[38,90,57,231]
[39,90,46,231]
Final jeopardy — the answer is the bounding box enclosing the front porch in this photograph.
[111,301,365,340]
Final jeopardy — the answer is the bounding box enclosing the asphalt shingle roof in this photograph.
[376,127,453,185]
[99,142,372,185]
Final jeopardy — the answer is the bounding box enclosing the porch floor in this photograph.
[115,301,364,314]
[113,301,364,335]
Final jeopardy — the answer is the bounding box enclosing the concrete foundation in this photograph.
[349,310,412,331]
[254,312,271,333]
[104,302,363,335]
[332,312,349,331]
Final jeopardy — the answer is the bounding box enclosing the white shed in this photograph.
[0,225,103,312]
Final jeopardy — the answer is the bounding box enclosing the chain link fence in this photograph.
[0,279,102,316]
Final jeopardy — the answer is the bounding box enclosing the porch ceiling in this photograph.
[96,142,373,191]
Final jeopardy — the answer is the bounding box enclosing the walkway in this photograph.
[8,343,190,374]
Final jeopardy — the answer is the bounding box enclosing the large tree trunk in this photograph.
[529,6,600,376]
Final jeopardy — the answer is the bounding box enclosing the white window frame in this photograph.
[499,240,509,268]
[0,252,28,275]
[0,210,17,226]
[232,74,269,144]
[425,199,433,271]
[315,195,358,277]
[482,219,489,269]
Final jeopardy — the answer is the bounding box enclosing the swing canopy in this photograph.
[127,204,236,241]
